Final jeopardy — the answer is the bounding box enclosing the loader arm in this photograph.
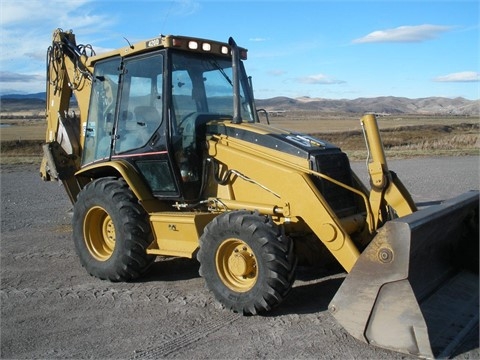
[40,29,94,202]
[205,126,364,273]
[361,114,417,230]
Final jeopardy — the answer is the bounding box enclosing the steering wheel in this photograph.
[178,111,198,133]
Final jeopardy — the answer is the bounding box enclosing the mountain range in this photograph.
[1,93,478,116]
[256,96,479,116]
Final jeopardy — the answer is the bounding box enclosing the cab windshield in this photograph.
[170,51,254,127]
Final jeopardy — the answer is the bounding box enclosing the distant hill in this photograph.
[256,96,479,116]
[1,92,478,116]
[1,92,46,100]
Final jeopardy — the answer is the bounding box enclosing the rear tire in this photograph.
[197,211,296,314]
[73,177,154,281]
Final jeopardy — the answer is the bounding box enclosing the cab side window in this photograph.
[82,57,121,165]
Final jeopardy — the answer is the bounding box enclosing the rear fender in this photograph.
[75,161,160,212]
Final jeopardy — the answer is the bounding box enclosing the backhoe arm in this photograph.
[40,29,94,201]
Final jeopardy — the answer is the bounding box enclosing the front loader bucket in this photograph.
[329,191,479,359]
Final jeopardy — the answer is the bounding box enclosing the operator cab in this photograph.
[81,38,254,201]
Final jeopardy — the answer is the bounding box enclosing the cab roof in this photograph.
[86,34,247,66]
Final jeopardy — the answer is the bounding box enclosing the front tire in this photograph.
[197,211,296,314]
[73,177,154,281]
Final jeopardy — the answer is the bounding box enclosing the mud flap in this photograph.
[329,190,479,359]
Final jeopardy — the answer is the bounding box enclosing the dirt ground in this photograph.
[1,157,479,359]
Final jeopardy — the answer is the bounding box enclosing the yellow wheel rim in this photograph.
[83,206,116,261]
[216,238,257,292]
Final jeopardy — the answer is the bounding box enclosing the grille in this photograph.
[312,151,357,217]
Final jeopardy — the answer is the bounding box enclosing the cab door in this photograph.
[111,52,180,197]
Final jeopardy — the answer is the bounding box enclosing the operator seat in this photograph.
[134,106,161,130]
[117,106,161,152]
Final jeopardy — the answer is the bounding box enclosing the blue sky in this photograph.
[0,0,478,99]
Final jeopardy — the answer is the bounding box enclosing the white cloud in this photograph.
[1,0,91,25]
[0,71,43,83]
[0,71,45,94]
[297,74,345,85]
[0,0,116,93]
[169,0,201,16]
[433,71,480,82]
[0,1,115,63]
[353,24,453,44]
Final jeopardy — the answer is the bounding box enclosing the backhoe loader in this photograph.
[41,29,478,358]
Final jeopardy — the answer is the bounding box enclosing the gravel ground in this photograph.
[1,156,479,359]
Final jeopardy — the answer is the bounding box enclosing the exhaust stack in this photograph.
[229,37,242,124]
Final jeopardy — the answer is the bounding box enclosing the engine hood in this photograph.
[206,121,341,159]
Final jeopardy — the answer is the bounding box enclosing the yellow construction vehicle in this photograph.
[41,29,478,358]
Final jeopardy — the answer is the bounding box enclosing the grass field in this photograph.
[265,111,477,132]
[1,111,479,164]
[269,113,479,159]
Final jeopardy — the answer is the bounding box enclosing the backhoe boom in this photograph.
[41,29,93,185]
